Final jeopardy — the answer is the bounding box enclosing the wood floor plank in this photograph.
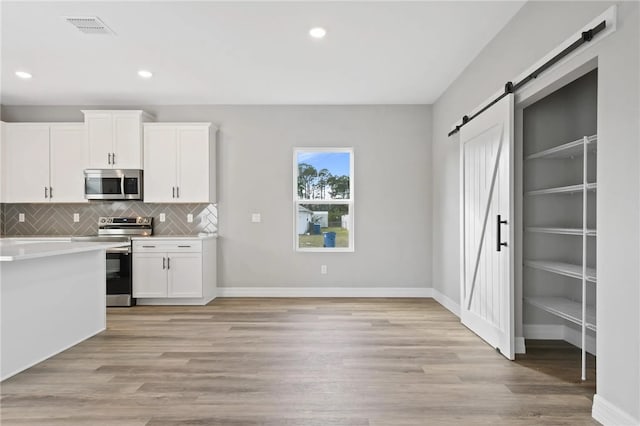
[1,298,597,425]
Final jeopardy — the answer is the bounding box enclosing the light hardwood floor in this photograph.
[1,298,597,425]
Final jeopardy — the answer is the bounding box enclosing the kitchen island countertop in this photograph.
[0,240,126,262]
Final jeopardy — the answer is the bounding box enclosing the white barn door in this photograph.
[459,94,514,360]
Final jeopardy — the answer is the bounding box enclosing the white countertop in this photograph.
[1,236,73,242]
[131,234,217,240]
[0,241,127,262]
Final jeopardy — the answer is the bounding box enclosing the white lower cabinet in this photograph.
[132,238,216,305]
[167,253,203,297]
[132,253,169,298]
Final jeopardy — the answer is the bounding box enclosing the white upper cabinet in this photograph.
[177,126,212,203]
[143,126,177,202]
[143,123,216,203]
[2,124,50,203]
[1,123,87,203]
[84,112,112,169]
[83,110,152,169]
[49,124,87,202]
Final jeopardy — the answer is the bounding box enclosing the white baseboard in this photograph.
[592,394,639,426]
[562,325,597,356]
[515,337,526,354]
[523,324,564,339]
[523,324,596,355]
[431,288,460,317]
[217,287,432,298]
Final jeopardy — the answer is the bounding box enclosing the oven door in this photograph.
[106,246,134,307]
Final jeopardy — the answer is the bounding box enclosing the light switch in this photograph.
[159,213,166,222]
[251,213,261,223]
[73,213,80,223]
[187,214,193,223]
[18,213,25,223]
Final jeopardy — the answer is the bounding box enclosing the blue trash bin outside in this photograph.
[312,223,321,235]
[323,231,336,248]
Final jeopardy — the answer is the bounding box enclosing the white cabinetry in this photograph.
[1,123,87,203]
[143,123,216,203]
[50,125,89,202]
[83,110,153,169]
[167,253,203,297]
[132,238,216,305]
[131,253,168,298]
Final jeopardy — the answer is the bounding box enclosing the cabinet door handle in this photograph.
[44,186,48,198]
[142,245,156,248]
[112,152,116,164]
[167,257,170,270]
[49,187,53,198]
[178,245,191,248]
[176,187,180,198]
[108,153,112,164]
[162,257,166,269]
[497,214,508,252]
[172,187,175,198]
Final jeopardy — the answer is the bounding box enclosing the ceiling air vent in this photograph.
[65,16,114,35]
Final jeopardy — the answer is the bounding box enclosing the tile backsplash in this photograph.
[0,202,217,236]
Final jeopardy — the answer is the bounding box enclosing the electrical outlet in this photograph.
[73,213,80,223]
[251,213,261,223]
[159,213,166,222]
[321,265,328,274]
[18,213,25,223]
[187,214,193,223]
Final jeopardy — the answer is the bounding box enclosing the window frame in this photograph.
[293,147,354,253]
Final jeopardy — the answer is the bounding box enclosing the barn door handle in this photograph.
[497,215,508,252]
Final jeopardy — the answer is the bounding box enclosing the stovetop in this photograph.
[71,235,133,243]
[72,216,154,243]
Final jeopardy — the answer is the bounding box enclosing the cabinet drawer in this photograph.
[133,240,202,253]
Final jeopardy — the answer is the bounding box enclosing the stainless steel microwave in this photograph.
[84,169,143,200]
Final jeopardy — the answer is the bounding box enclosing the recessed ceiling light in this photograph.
[309,27,327,39]
[138,70,153,79]
[15,71,32,79]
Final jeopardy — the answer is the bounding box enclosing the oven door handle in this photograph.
[107,246,131,254]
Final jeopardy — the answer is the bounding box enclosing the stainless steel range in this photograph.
[73,216,153,307]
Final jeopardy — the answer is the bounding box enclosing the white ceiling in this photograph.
[0,1,525,105]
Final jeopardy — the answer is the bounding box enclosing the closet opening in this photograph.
[518,68,598,383]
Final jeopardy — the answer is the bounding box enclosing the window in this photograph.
[294,148,354,252]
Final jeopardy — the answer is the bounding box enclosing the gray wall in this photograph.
[1,105,432,290]
[431,1,639,421]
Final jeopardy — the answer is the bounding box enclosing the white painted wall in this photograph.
[297,206,313,235]
[315,212,329,228]
[431,1,639,422]
[1,105,432,291]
